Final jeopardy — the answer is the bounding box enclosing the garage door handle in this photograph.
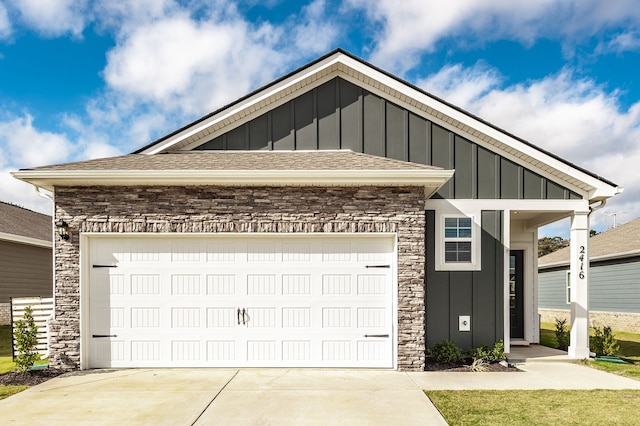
[92,334,117,338]
[363,334,389,338]
[365,265,390,268]
[93,264,118,268]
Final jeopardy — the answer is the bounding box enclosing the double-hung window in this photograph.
[436,213,481,271]
[444,217,473,263]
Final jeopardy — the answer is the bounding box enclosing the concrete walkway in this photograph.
[410,345,640,391]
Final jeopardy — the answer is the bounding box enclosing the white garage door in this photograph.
[88,235,395,368]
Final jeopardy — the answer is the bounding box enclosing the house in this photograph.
[0,201,52,325]
[12,49,621,371]
[539,217,640,333]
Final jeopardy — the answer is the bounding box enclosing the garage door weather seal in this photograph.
[190,370,239,425]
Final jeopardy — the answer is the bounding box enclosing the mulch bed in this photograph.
[424,360,522,372]
[0,369,64,386]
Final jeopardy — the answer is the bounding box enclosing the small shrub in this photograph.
[468,344,492,363]
[13,306,40,372]
[429,340,462,364]
[468,340,505,363]
[492,340,505,361]
[590,324,619,356]
[554,318,569,351]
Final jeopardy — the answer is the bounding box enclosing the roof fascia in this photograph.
[12,169,454,196]
[0,231,52,248]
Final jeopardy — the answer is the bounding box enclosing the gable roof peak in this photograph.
[134,49,619,201]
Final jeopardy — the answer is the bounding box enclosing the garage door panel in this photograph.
[89,235,395,368]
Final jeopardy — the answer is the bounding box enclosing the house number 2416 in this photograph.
[578,246,585,279]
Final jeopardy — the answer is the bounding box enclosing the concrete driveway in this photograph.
[0,369,446,425]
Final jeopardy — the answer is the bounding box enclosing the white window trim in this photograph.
[435,212,482,271]
[566,270,571,305]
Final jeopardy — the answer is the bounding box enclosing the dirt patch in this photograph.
[0,369,64,386]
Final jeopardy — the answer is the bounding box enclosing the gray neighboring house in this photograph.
[539,217,640,333]
[0,201,53,325]
[12,49,621,371]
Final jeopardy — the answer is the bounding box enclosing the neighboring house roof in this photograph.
[539,217,640,268]
[12,150,454,199]
[131,49,620,202]
[0,201,52,247]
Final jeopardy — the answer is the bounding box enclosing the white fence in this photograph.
[10,297,53,359]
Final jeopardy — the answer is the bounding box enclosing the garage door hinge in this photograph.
[92,264,118,268]
[365,265,390,268]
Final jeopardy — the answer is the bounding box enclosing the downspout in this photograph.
[31,184,55,361]
[588,199,606,216]
[32,184,54,202]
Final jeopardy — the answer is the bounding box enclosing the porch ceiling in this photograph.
[510,210,573,229]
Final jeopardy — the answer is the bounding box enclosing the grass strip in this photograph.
[0,385,28,400]
[427,389,640,426]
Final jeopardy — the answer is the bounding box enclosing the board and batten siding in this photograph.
[0,240,53,303]
[539,257,640,314]
[194,77,580,201]
[426,210,504,349]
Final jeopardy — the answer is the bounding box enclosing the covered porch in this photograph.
[426,198,603,358]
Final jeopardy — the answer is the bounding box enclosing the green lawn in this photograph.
[540,321,640,380]
[427,389,640,425]
[426,324,640,423]
[0,325,15,374]
[0,325,26,399]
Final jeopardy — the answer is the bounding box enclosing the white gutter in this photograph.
[11,169,455,197]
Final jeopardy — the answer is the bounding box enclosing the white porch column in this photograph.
[568,210,590,358]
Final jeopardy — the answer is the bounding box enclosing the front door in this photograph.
[509,250,524,339]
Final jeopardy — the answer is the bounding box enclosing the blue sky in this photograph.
[1,0,640,237]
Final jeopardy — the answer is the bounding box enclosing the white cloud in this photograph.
[92,0,179,35]
[292,0,339,54]
[597,32,640,54]
[93,0,341,142]
[0,2,11,39]
[347,0,640,72]
[0,114,74,214]
[0,114,72,167]
[13,0,88,37]
[0,167,53,215]
[102,11,286,118]
[417,62,502,107]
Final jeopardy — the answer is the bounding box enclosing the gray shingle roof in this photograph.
[0,202,51,242]
[539,217,640,267]
[22,150,442,172]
